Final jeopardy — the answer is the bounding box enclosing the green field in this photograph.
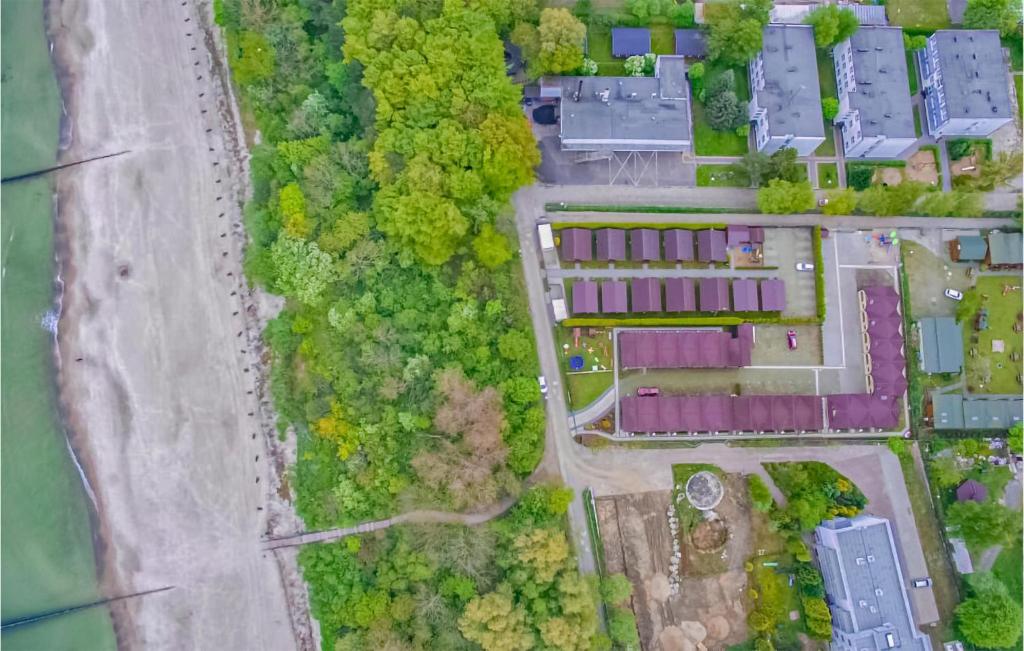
[818,162,838,188]
[886,0,950,29]
[906,51,919,95]
[1015,74,1023,120]
[587,23,626,75]
[693,101,749,155]
[651,23,674,54]
[697,164,750,187]
[960,276,1024,394]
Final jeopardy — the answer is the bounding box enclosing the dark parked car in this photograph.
[532,104,557,125]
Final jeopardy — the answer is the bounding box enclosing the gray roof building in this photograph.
[932,393,1024,430]
[663,229,695,261]
[674,29,707,57]
[815,515,932,651]
[631,229,661,261]
[918,30,1013,137]
[596,228,627,261]
[748,25,825,156]
[917,317,963,374]
[833,27,917,159]
[550,56,692,152]
[987,231,1023,267]
[601,280,628,313]
[560,228,592,261]
[572,280,599,314]
[951,235,987,261]
[665,277,697,312]
[632,278,663,313]
[612,28,651,57]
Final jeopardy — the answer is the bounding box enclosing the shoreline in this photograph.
[45,0,311,648]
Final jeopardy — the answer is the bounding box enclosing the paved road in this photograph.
[570,385,615,429]
[551,210,1018,230]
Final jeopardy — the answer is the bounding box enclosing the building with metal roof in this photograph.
[769,3,888,25]
[749,25,825,155]
[548,55,692,152]
[674,29,707,57]
[663,229,695,261]
[950,235,987,261]
[621,393,823,433]
[601,280,628,313]
[631,278,663,313]
[732,279,760,311]
[696,229,727,262]
[932,393,1024,430]
[560,228,592,261]
[571,280,599,314]
[827,394,901,430]
[619,328,753,369]
[815,515,932,651]
[955,479,987,503]
[612,27,651,57]
[726,225,750,247]
[631,229,661,261]
[986,231,1023,268]
[918,30,1013,137]
[917,317,964,374]
[833,27,917,159]
[596,228,627,261]
[665,277,697,312]
[699,277,730,312]
[759,279,787,312]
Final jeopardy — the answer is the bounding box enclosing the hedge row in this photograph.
[812,225,826,321]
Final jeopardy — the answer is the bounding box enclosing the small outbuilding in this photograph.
[950,235,987,262]
[663,229,695,261]
[612,27,651,57]
[665,277,697,312]
[631,229,661,261]
[560,228,592,261]
[987,231,1023,269]
[918,317,964,374]
[601,280,628,313]
[631,278,662,313]
[955,479,988,503]
[572,280,599,314]
[595,228,627,261]
[759,279,787,312]
[699,277,730,312]
[674,29,707,58]
[696,229,727,262]
[732,279,760,312]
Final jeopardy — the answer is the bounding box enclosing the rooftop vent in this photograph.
[875,588,884,596]
[992,106,1000,113]
[787,66,798,72]
[857,48,869,52]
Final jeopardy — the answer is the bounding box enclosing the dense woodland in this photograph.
[214,0,617,648]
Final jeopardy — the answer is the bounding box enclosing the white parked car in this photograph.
[911,577,932,588]
[944,288,963,301]
[538,375,548,395]
[796,262,815,271]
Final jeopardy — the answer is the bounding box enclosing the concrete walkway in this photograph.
[570,385,616,429]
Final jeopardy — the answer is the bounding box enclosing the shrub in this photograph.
[748,475,774,512]
[813,226,826,321]
[948,139,974,160]
[668,0,696,27]
[706,90,746,130]
[822,97,839,121]
[847,165,874,190]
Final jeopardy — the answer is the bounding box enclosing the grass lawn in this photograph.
[993,537,1023,606]
[818,162,838,188]
[906,51,919,95]
[1005,36,1024,72]
[960,276,1024,394]
[651,23,674,55]
[567,371,613,409]
[556,325,614,409]
[1015,74,1023,120]
[914,107,922,137]
[693,100,749,155]
[886,0,950,29]
[587,23,626,76]
[696,164,750,187]
[814,128,836,157]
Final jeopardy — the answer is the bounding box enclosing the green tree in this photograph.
[459,588,535,651]
[229,31,275,86]
[668,0,696,27]
[822,188,858,215]
[270,235,337,306]
[689,61,706,100]
[600,574,634,605]
[748,474,774,512]
[1009,422,1022,454]
[757,179,815,214]
[856,182,926,216]
[706,91,746,130]
[537,8,586,74]
[705,0,771,65]
[956,572,1023,649]
[963,0,1022,37]
[903,33,928,50]
[946,500,1019,547]
[607,606,641,647]
[473,225,513,269]
[804,6,859,48]
[929,456,965,488]
[822,97,839,121]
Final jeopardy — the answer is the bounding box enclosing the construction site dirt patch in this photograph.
[906,150,940,186]
[692,519,728,551]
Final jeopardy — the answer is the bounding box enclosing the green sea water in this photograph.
[1,2,116,649]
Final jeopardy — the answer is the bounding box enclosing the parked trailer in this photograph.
[538,223,555,250]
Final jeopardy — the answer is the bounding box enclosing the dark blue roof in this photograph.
[612,28,651,57]
[674,29,707,57]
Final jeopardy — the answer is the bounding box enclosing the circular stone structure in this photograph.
[685,471,724,511]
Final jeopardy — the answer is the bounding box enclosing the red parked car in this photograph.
[787,330,798,350]
[637,387,660,397]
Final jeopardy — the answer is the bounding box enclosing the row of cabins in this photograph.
[545,24,1012,158]
[949,232,1024,269]
[570,277,786,314]
[560,226,763,263]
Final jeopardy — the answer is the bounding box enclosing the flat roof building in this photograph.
[612,28,651,57]
[549,56,692,152]
[632,278,663,313]
[572,280,599,314]
[749,25,825,156]
[665,277,697,312]
[932,393,1024,430]
[815,515,932,651]
[918,30,1013,137]
[561,228,592,261]
[596,228,627,261]
[663,229,695,261]
[833,27,917,159]
[917,317,964,374]
[601,280,628,313]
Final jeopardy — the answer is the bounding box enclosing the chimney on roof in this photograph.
[573,79,582,102]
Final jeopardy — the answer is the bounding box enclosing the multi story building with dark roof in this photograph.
[815,515,932,651]
[833,27,917,159]
[918,30,1013,137]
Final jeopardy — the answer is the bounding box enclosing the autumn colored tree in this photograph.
[536,8,587,74]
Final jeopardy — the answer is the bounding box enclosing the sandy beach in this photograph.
[48,0,310,648]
